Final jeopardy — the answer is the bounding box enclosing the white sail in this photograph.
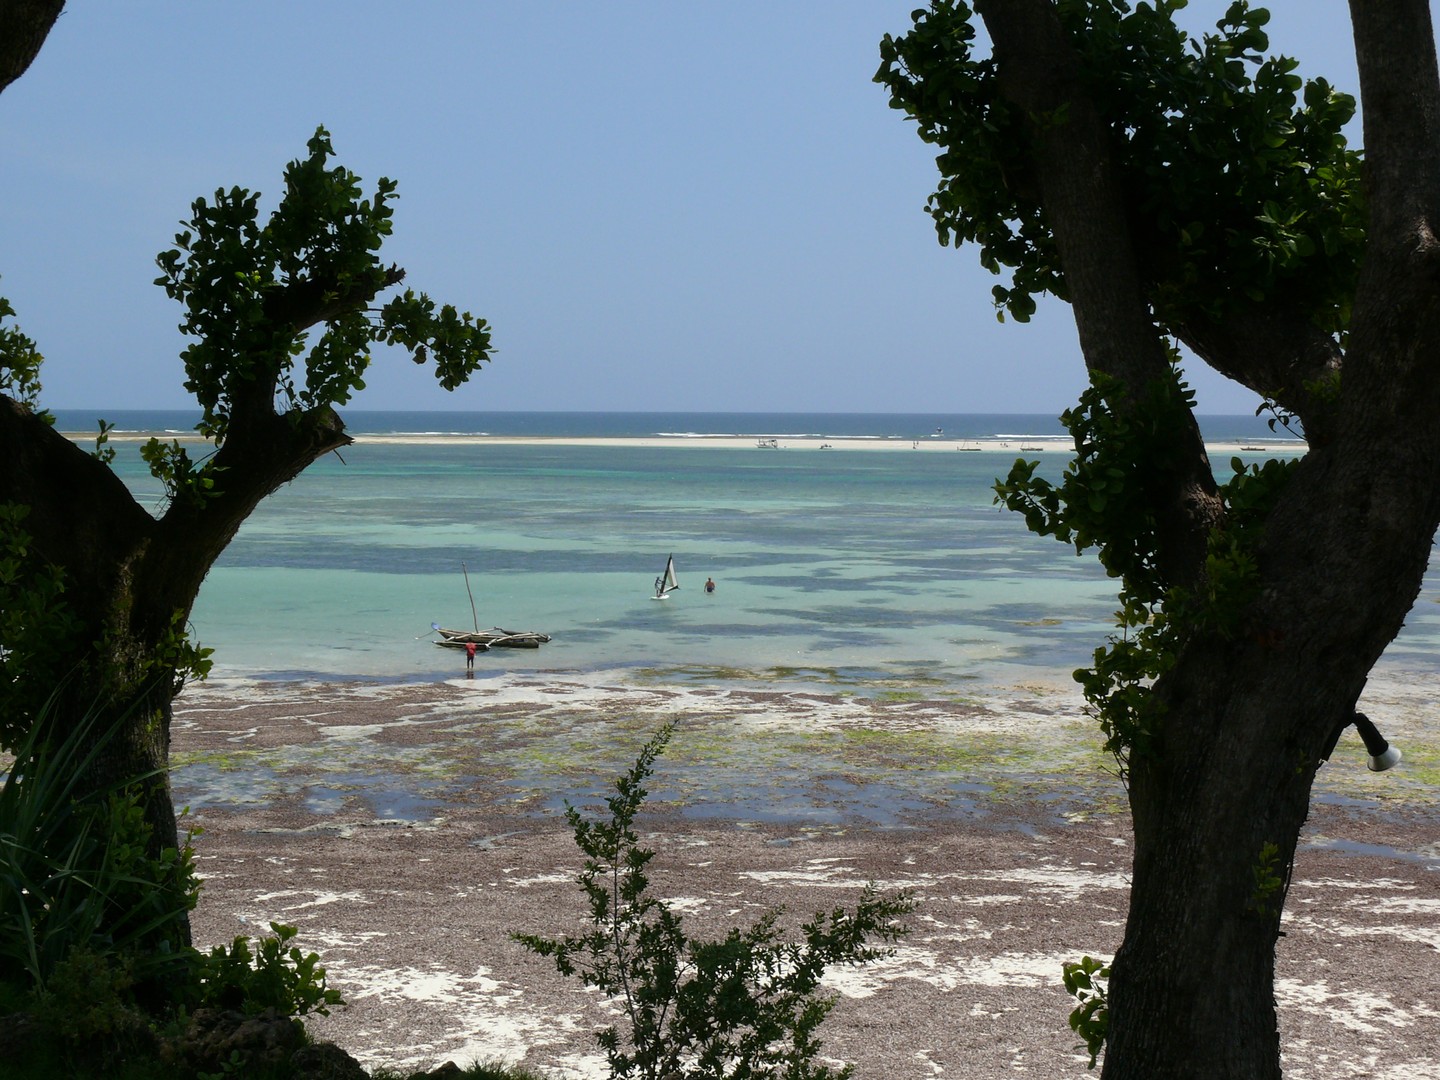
[653,554,680,598]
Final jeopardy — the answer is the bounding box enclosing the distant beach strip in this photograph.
[58,423,1307,458]
[66,431,1307,457]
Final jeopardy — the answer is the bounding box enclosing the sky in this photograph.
[0,1,1374,415]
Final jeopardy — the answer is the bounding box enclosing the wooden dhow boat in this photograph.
[432,624,551,650]
[433,562,551,651]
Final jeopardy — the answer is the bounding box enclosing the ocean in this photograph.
[56,409,1440,694]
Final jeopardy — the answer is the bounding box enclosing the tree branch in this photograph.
[1346,0,1440,419]
[262,264,406,338]
[219,264,404,452]
[0,0,63,96]
[139,404,352,628]
[0,395,156,598]
[976,0,1223,583]
[1170,307,1343,438]
[1350,0,1440,247]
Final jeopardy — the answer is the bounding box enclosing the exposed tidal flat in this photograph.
[66,411,1440,1075]
[170,668,1440,1078]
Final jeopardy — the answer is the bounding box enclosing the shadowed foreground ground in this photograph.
[173,675,1440,1079]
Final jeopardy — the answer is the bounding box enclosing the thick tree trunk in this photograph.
[1,396,354,951]
[1105,655,1320,1078]
[1103,428,1440,1078]
[963,3,1440,1074]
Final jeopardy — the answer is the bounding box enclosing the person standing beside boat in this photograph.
[465,640,477,672]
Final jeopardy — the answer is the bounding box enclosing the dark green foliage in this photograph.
[0,691,342,1078]
[0,689,200,996]
[153,126,493,444]
[876,0,1363,331]
[517,723,914,1080]
[994,370,1296,764]
[139,438,226,509]
[993,371,1195,758]
[1061,955,1110,1069]
[0,503,82,750]
[0,289,44,406]
[196,922,343,1018]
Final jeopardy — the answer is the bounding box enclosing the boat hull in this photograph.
[433,626,551,649]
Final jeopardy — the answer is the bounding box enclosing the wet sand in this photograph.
[172,673,1440,1079]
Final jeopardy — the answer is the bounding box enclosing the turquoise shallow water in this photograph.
[83,411,1440,691]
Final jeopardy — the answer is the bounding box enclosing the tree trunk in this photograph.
[1103,430,1440,1078]
[1105,657,1317,1078]
[1,397,354,950]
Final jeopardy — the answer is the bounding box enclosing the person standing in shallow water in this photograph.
[705,577,716,593]
[465,640,477,673]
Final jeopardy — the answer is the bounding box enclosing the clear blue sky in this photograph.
[1,2,1370,415]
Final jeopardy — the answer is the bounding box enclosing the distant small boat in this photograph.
[652,553,680,600]
[756,438,779,449]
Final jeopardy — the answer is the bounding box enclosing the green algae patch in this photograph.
[634,663,942,688]
[837,727,1010,770]
[169,748,268,772]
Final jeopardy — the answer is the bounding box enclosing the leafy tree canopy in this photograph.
[877,0,1364,340]
[154,126,491,444]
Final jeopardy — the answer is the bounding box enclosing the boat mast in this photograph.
[462,561,479,632]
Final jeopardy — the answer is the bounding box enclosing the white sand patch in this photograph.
[1356,897,1440,914]
[965,865,1131,898]
[1275,980,1434,1033]
[331,961,600,1073]
[742,865,857,886]
[341,964,485,1005]
[662,896,710,914]
[301,928,389,950]
[504,871,576,887]
[822,943,1070,997]
[1296,877,1419,891]
[543,1051,610,1080]
[735,859,1126,899]
[1285,912,1440,951]
[1374,1064,1440,1080]
[315,724,391,739]
[248,889,371,910]
[436,672,1092,738]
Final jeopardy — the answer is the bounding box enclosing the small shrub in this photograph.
[517,722,914,1080]
[197,921,344,1017]
[1062,955,1110,1069]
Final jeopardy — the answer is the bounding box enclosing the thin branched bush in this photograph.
[517,723,915,1080]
